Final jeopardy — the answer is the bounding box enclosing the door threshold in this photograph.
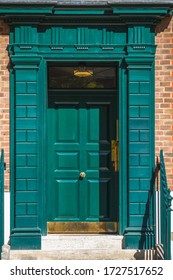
[47,222,118,234]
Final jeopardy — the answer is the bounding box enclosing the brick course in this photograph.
[0,20,10,191]
[0,17,173,191]
[155,16,173,190]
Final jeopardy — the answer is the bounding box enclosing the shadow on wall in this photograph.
[155,15,172,34]
[137,168,155,250]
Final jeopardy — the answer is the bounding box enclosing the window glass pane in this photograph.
[48,66,117,89]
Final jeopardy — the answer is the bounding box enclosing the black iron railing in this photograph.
[155,150,173,260]
[0,149,5,257]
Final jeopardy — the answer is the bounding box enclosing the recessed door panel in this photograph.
[56,180,79,218]
[57,109,79,142]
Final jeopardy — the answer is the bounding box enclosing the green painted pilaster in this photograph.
[124,55,155,249]
[10,56,41,249]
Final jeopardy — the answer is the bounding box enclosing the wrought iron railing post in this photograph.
[0,149,5,258]
[155,156,160,246]
[159,150,173,260]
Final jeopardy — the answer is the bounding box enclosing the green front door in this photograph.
[47,66,118,233]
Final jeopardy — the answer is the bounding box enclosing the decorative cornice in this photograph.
[4,14,170,27]
[0,0,173,6]
[0,4,172,26]
[8,43,156,61]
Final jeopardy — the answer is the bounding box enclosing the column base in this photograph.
[10,228,41,250]
[124,227,155,249]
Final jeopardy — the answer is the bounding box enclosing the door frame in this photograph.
[38,58,128,236]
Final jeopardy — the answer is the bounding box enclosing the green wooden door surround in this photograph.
[1,2,171,249]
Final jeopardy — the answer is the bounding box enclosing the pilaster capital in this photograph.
[10,55,42,69]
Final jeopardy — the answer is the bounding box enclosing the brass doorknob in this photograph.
[80,172,86,178]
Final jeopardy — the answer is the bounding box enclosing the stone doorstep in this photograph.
[1,235,156,260]
[42,234,123,251]
[2,245,153,260]
[8,249,144,260]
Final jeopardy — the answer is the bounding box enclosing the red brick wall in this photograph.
[0,21,10,191]
[155,16,173,190]
[0,18,173,191]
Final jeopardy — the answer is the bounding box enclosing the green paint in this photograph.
[6,3,168,249]
[54,10,105,15]
[113,8,170,15]
[47,93,118,223]
[10,228,41,250]
[0,150,5,256]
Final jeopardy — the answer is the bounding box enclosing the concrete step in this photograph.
[9,249,142,260]
[42,234,123,251]
[2,235,151,260]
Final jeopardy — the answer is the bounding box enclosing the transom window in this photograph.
[48,64,117,89]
